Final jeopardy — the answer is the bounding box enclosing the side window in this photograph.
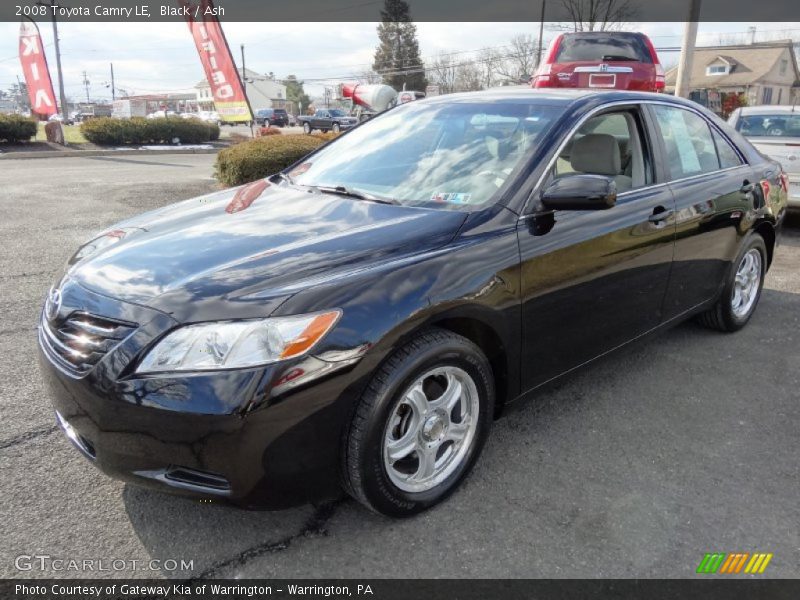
[652,105,720,180]
[554,110,650,194]
[711,129,743,169]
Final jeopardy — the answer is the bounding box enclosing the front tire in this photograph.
[343,329,494,517]
[697,235,767,332]
[332,123,341,133]
[303,122,311,134]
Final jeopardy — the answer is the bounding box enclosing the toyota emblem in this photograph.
[45,286,62,321]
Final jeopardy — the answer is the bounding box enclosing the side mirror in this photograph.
[540,174,617,211]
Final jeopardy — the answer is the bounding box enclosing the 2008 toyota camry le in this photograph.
[39,89,788,517]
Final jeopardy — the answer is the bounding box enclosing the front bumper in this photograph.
[38,280,365,508]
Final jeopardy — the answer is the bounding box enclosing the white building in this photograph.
[195,68,289,113]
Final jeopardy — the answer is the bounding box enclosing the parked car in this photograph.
[146,110,177,119]
[728,105,800,208]
[197,110,222,126]
[255,108,289,127]
[39,89,787,517]
[47,113,74,125]
[531,31,665,92]
[298,108,358,134]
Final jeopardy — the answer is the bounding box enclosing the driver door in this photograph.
[517,106,676,390]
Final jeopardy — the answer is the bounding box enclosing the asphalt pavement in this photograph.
[1,154,798,579]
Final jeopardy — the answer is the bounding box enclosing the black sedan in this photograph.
[38,89,788,517]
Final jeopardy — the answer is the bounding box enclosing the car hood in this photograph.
[68,182,466,321]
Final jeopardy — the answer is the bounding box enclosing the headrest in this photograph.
[570,133,621,176]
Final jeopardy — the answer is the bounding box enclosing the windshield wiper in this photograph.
[601,55,637,61]
[313,185,400,205]
[274,172,294,185]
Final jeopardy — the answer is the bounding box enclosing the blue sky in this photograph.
[1,21,798,101]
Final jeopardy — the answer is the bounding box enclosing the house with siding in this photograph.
[665,40,800,114]
[195,68,289,113]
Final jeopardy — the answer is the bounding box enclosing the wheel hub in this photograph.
[421,413,446,443]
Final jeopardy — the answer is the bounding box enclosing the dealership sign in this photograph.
[181,0,252,123]
[18,20,57,118]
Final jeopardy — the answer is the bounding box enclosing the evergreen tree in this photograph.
[282,75,311,114]
[372,0,427,91]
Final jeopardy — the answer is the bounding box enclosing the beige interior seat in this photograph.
[569,133,632,192]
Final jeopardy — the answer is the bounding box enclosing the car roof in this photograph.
[562,31,645,38]
[417,87,703,111]
[736,105,799,115]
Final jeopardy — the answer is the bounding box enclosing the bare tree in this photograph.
[560,0,636,32]
[356,70,384,84]
[427,52,460,94]
[499,34,539,81]
[476,47,503,88]
[455,62,484,92]
[426,52,490,94]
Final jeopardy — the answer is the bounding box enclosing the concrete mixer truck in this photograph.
[339,83,425,122]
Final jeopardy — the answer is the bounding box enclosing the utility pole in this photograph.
[82,70,90,103]
[110,63,115,101]
[674,0,701,99]
[37,0,68,121]
[240,44,246,94]
[15,75,24,112]
[536,0,546,68]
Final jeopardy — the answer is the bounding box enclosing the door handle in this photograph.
[648,207,673,223]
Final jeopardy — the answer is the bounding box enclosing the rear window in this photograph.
[735,113,800,138]
[556,34,652,63]
[274,109,288,115]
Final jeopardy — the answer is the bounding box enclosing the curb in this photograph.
[0,147,222,160]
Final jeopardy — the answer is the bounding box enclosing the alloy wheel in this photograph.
[731,248,762,318]
[382,366,480,493]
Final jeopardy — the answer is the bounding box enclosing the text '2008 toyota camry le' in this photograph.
[39,89,788,517]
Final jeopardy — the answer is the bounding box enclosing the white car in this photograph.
[729,106,800,208]
[146,110,177,119]
[197,110,222,126]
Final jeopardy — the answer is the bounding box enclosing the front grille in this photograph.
[40,311,137,376]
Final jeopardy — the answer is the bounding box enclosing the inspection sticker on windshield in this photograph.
[431,192,472,204]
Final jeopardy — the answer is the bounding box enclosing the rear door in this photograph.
[554,33,654,91]
[647,103,756,319]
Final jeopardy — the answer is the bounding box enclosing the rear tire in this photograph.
[697,235,767,332]
[343,329,494,517]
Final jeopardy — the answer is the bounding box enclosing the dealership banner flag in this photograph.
[182,0,252,123]
[18,19,57,119]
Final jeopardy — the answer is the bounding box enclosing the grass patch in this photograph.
[35,123,88,144]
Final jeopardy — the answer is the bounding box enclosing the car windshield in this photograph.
[736,113,800,138]
[556,35,651,63]
[328,109,347,117]
[288,100,562,209]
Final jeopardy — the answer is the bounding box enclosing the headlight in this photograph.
[136,310,341,374]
